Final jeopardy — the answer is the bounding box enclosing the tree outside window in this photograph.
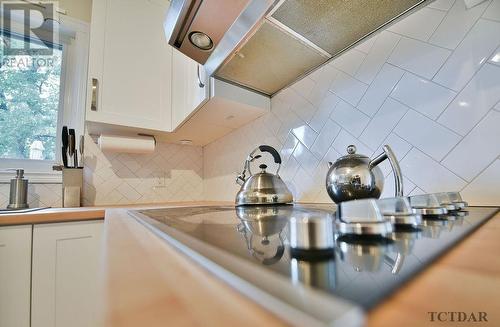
[0,33,62,161]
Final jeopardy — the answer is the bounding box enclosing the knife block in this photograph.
[62,168,83,208]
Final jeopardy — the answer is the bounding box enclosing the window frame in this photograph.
[0,14,89,183]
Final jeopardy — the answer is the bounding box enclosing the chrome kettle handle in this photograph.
[237,145,282,184]
[369,145,403,197]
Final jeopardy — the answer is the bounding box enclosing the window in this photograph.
[0,7,89,183]
[0,33,63,161]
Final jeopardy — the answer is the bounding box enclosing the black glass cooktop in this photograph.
[130,205,498,325]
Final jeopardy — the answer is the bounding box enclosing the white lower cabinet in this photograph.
[0,225,32,327]
[31,220,103,327]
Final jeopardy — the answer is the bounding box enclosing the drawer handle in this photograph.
[91,78,99,111]
[197,65,205,88]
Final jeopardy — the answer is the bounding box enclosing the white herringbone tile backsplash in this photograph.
[0,134,204,207]
[204,0,500,206]
[83,134,203,205]
[0,184,62,208]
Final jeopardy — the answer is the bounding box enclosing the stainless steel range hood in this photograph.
[165,0,430,96]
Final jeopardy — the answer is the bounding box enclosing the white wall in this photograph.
[204,0,500,206]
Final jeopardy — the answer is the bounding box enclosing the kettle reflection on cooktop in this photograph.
[131,204,498,309]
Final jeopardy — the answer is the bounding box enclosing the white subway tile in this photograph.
[483,0,500,21]
[331,49,366,76]
[355,32,379,54]
[489,46,500,66]
[360,98,409,150]
[329,70,368,106]
[324,146,342,164]
[280,132,299,163]
[291,77,315,100]
[442,110,500,181]
[308,92,340,133]
[388,7,446,41]
[395,110,461,161]
[388,37,451,79]
[306,65,341,107]
[271,96,292,119]
[330,100,370,137]
[427,0,456,11]
[117,182,142,202]
[433,19,500,91]
[293,167,317,199]
[331,129,374,157]
[311,119,341,160]
[280,155,300,182]
[380,174,416,198]
[262,112,282,136]
[437,64,500,136]
[408,187,426,196]
[391,72,457,119]
[291,95,317,123]
[276,110,303,136]
[292,124,318,149]
[273,87,299,111]
[357,64,405,117]
[429,0,490,49]
[309,64,340,86]
[461,159,500,205]
[293,141,320,176]
[400,148,466,193]
[356,31,401,84]
[375,133,413,177]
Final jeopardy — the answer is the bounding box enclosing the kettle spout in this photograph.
[369,152,388,169]
[236,174,245,186]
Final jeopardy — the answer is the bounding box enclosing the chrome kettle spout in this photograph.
[236,173,246,186]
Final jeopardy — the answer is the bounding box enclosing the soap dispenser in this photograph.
[7,169,29,210]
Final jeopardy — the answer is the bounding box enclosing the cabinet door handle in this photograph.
[91,78,99,111]
[197,65,205,88]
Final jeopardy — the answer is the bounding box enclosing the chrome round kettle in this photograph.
[325,145,403,204]
[235,145,293,206]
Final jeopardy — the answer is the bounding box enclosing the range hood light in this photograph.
[188,31,214,51]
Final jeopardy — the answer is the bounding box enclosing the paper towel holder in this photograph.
[88,133,156,146]
[137,133,157,146]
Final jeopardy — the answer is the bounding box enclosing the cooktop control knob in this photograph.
[289,214,334,258]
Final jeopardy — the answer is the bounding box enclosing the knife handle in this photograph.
[62,146,68,168]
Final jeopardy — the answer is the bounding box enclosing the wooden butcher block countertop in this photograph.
[95,203,500,327]
[0,207,105,225]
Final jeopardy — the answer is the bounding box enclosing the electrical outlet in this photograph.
[153,171,167,189]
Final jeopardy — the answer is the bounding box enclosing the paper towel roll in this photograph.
[98,135,156,154]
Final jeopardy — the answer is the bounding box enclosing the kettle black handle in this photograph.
[258,145,282,164]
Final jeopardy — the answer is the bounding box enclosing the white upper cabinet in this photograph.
[87,0,173,132]
[171,49,209,130]
[0,225,32,327]
[86,0,270,144]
